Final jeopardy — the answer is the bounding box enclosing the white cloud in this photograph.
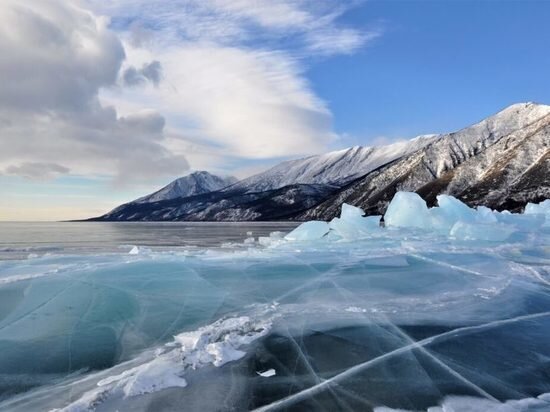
[4,162,70,181]
[92,0,379,166]
[0,0,189,184]
[305,27,381,56]
[122,60,163,87]
[95,0,372,54]
[124,45,335,158]
[0,0,123,113]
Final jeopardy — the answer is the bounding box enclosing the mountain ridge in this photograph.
[225,134,437,193]
[91,102,550,222]
[299,102,550,219]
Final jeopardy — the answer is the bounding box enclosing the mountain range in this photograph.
[91,102,550,222]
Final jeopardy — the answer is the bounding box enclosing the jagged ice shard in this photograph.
[1,192,550,411]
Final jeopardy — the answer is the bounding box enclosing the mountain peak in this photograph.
[507,101,543,108]
[189,170,214,177]
[134,171,237,204]
[494,101,550,118]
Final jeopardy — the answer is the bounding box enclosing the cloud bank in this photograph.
[1,0,378,185]
[0,0,187,183]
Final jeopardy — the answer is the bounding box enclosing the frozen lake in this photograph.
[0,221,299,260]
[0,196,549,412]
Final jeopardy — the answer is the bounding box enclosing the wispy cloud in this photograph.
[109,45,336,158]
[90,0,380,171]
[96,0,375,55]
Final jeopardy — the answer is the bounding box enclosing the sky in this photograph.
[1,0,550,221]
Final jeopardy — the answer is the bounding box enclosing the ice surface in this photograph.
[379,191,545,241]
[0,192,549,411]
[99,357,188,397]
[375,392,550,411]
[283,203,380,242]
[50,316,271,411]
[284,220,330,241]
[256,369,276,378]
[525,199,550,215]
[173,316,271,368]
[450,221,516,242]
[525,199,550,226]
[329,203,381,240]
[384,192,432,229]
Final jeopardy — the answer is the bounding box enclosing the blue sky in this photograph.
[1,0,549,220]
[314,0,550,143]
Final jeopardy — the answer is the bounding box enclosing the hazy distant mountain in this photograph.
[91,102,550,222]
[134,171,237,203]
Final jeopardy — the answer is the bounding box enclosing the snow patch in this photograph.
[53,316,271,411]
[256,369,276,378]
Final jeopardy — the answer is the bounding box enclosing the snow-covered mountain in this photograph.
[300,102,550,219]
[227,135,437,193]
[134,171,237,204]
[92,102,550,222]
[94,184,338,222]
[93,137,436,221]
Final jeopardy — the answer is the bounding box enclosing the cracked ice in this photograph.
[0,192,549,411]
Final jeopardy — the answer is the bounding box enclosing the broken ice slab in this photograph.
[284,221,330,241]
[525,199,550,226]
[329,203,382,240]
[450,221,516,242]
[384,191,432,229]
